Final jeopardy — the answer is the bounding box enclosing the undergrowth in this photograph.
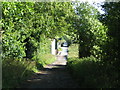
[2,53,56,88]
[67,56,119,88]
[36,54,56,69]
[2,58,36,88]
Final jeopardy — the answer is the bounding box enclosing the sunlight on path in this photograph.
[20,55,80,88]
[43,55,67,69]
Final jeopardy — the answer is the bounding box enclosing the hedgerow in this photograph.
[2,2,74,88]
[67,56,118,88]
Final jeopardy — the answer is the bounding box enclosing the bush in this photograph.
[34,36,56,68]
[67,56,119,88]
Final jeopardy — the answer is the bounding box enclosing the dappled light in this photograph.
[20,57,80,88]
[2,1,120,88]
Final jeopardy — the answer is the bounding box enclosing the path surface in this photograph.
[21,55,80,88]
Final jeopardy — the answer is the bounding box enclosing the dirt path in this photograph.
[20,55,80,88]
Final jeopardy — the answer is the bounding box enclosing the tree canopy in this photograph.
[2,2,74,59]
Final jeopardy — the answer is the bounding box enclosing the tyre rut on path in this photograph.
[20,55,80,88]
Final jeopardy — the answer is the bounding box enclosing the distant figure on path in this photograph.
[60,42,69,60]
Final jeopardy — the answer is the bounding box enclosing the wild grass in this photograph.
[68,44,79,58]
[36,53,56,68]
[2,58,36,88]
[2,53,56,88]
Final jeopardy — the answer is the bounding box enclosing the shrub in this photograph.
[67,56,119,88]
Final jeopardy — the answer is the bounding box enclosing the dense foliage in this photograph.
[67,1,120,88]
[2,2,34,59]
[68,2,108,59]
[67,56,118,88]
[2,2,74,88]
[101,2,120,68]
[2,1,120,88]
[2,2,74,60]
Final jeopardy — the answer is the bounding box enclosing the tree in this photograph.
[2,2,74,60]
[69,2,108,59]
[101,2,120,66]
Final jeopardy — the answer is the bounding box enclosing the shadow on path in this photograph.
[20,55,80,88]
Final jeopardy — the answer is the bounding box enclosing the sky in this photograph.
[1,0,105,14]
[89,1,105,14]
[77,0,105,14]
[77,0,105,2]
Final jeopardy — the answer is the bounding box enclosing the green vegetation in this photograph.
[33,36,56,68]
[2,58,36,88]
[100,2,120,69]
[2,39,55,88]
[67,2,108,59]
[2,2,74,88]
[67,2,120,88]
[68,44,78,58]
[1,1,120,88]
[67,56,118,88]
[2,2,74,60]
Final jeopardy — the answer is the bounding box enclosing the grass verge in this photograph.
[2,58,37,88]
[36,54,56,69]
[68,44,79,58]
[2,53,56,88]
